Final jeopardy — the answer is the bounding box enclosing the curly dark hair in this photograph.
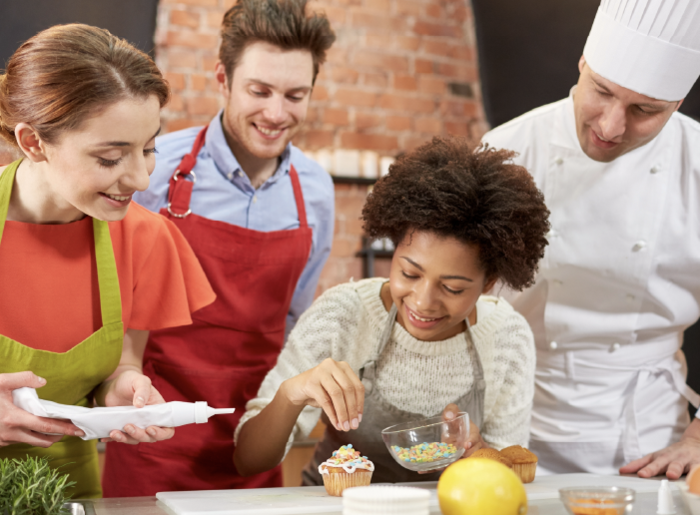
[362,137,550,291]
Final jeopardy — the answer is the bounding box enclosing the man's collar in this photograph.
[550,87,584,153]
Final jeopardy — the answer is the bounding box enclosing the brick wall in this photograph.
[1,0,488,294]
[0,146,17,165]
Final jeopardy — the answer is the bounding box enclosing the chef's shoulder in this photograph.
[481,99,566,168]
[670,110,700,165]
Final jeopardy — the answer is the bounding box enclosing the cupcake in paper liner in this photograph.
[500,445,538,483]
[319,444,374,496]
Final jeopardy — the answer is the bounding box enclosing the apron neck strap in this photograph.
[0,160,21,247]
[167,125,208,218]
[360,303,397,383]
[377,303,398,359]
[0,159,122,327]
[288,165,308,228]
[92,218,122,326]
[465,320,486,387]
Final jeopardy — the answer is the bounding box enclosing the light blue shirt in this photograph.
[134,110,334,339]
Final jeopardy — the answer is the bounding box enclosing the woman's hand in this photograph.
[442,403,488,457]
[99,369,174,445]
[0,371,85,447]
[418,403,487,474]
[280,358,365,433]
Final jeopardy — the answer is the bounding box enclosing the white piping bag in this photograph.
[12,387,235,441]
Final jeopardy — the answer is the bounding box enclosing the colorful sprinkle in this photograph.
[391,442,458,463]
[320,444,374,473]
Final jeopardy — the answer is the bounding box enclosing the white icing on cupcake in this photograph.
[318,444,375,475]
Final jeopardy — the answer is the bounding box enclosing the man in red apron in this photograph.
[102,0,336,496]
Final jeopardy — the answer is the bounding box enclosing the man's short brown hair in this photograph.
[219,0,335,84]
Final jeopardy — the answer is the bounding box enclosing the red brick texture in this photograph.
[152,0,488,294]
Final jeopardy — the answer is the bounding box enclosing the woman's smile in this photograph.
[404,304,445,329]
[386,230,493,342]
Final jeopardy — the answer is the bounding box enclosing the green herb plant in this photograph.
[0,456,74,515]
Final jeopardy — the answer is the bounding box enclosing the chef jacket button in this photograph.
[555,157,564,165]
[650,166,660,174]
[549,341,558,350]
[626,294,636,303]
[632,240,646,252]
[611,342,621,352]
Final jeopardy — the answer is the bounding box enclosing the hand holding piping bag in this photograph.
[0,372,84,447]
[96,369,174,444]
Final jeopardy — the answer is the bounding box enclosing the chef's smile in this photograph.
[590,128,620,149]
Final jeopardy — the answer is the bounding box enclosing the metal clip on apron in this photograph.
[0,160,124,499]
[303,303,486,485]
[102,126,313,494]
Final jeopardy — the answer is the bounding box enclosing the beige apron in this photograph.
[303,304,486,484]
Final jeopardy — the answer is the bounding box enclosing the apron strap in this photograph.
[622,364,700,464]
[0,160,22,247]
[288,165,308,228]
[92,218,122,326]
[465,322,486,392]
[359,302,397,391]
[167,126,208,218]
[463,320,486,428]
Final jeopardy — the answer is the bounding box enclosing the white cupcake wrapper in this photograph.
[342,486,430,515]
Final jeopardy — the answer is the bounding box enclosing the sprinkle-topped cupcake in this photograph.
[319,444,374,496]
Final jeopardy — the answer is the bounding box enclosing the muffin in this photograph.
[500,445,538,483]
[468,448,513,469]
[318,444,374,496]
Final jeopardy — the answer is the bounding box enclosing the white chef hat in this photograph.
[583,0,700,101]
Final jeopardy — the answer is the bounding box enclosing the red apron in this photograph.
[103,127,312,496]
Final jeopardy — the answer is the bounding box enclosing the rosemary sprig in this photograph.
[0,456,75,515]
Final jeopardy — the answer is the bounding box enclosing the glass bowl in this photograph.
[559,487,635,515]
[680,483,700,515]
[381,412,468,473]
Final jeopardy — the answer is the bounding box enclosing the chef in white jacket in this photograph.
[483,0,700,478]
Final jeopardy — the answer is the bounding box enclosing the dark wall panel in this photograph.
[0,0,159,67]
[473,0,700,128]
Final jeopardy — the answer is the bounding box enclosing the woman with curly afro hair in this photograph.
[234,137,550,485]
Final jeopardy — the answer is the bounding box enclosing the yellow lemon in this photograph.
[438,458,528,515]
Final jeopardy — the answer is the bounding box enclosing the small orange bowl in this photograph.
[680,483,700,515]
[559,487,635,515]
[688,464,700,495]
